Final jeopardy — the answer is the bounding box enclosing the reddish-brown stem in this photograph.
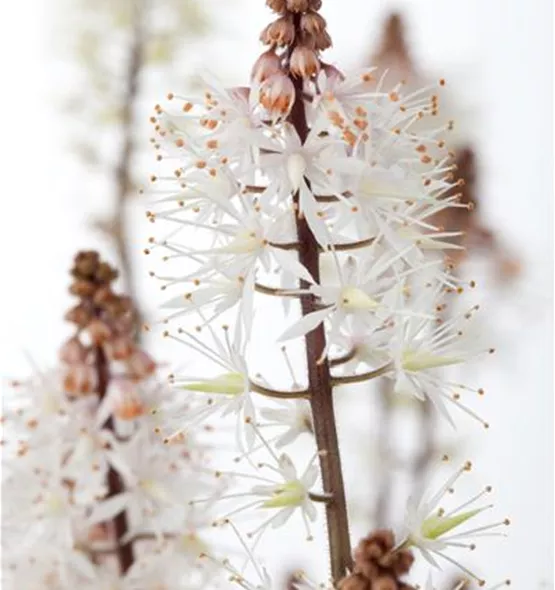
[288,15,352,583]
[95,345,134,574]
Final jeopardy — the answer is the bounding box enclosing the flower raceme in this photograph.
[142,0,504,586]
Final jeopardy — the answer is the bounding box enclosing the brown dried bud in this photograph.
[290,45,321,78]
[286,0,310,12]
[266,0,287,12]
[260,16,295,47]
[337,573,370,590]
[309,0,322,9]
[87,319,112,345]
[69,279,97,298]
[95,262,118,284]
[65,304,92,328]
[314,29,332,51]
[259,73,296,118]
[72,251,99,280]
[251,50,283,84]
[59,337,88,365]
[300,10,327,36]
[127,348,156,380]
[64,364,97,396]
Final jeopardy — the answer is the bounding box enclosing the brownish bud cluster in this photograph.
[338,531,415,590]
[255,0,332,118]
[61,251,155,400]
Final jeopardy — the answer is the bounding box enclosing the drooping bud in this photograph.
[59,337,88,364]
[251,50,283,84]
[286,0,310,12]
[87,319,112,345]
[260,16,295,47]
[105,336,134,361]
[300,10,327,36]
[266,0,287,13]
[321,62,345,85]
[259,73,296,118]
[126,348,156,380]
[289,45,320,78]
[314,28,332,51]
[64,363,98,396]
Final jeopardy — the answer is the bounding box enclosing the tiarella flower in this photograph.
[381,285,492,427]
[402,461,510,581]
[257,123,364,245]
[159,322,262,451]
[279,250,404,353]
[259,399,314,448]
[197,438,320,544]
[88,429,197,539]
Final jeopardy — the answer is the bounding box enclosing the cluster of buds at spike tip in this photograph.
[61,251,155,399]
[251,0,331,119]
[338,530,415,590]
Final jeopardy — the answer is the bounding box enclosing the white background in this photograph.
[0,0,553,587]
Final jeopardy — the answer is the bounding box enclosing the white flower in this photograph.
[402,461,509,581]
[259,399,313,448]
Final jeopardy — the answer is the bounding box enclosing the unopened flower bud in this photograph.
[114,394,146,420]
[65,304,92,328]
[309,0,322,9]
[337,574,370,590]
[322,62,345,85]
[287,0,310,12]
[105,336,134,361]
[314,29,332,50]
[251,50,282,84]
[127,349,156,380]
[72,251,99,279]
[87,319,112,345]
[259,73,296,119]
[59,337,88,364]
[300,11,327,36]
[64,364,97,396]
[93,286,114,306]
[260,16,295,47]
[266,0,287,12]
[95,262,118,284]
[373,577,397,590]
[69,279,96,298]
[290,45,320,78]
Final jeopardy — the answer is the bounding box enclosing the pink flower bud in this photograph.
[59,337,88,364]
[251,50,282,84]
[260,16,295,47]
[300,11,327,36]
[64,364,97,396]
[322,62,345,85]
[126,349,156,380]
[114,393,146,420]
[87,319,112,345]
[287,0,310,12]
[290,46,321,78]
[105,336,134,361]
[259,73,296,119]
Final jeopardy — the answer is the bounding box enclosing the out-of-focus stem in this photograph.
[110,0,145,331]
[95,345,134,573]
